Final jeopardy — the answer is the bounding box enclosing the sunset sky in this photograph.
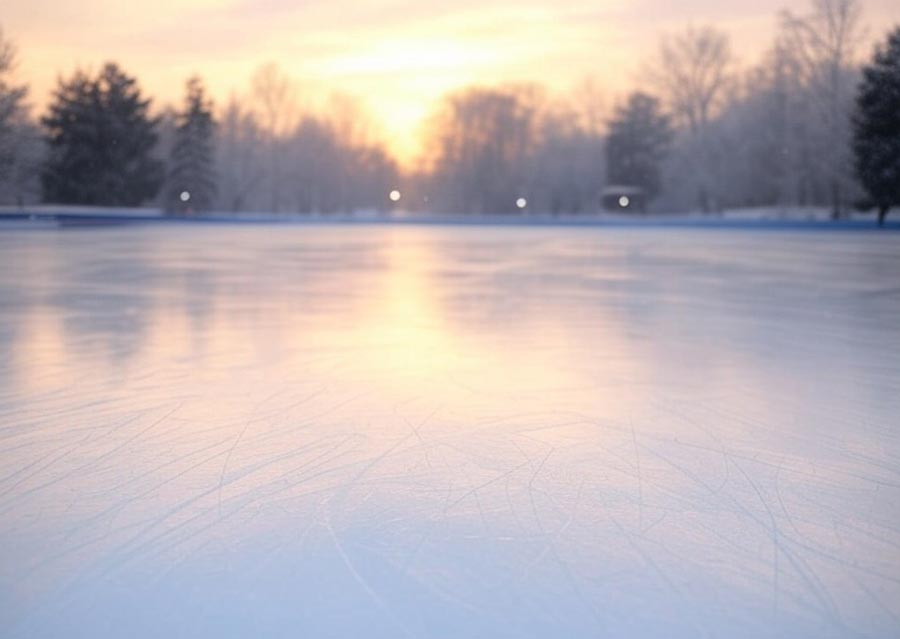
[6,0,900,162]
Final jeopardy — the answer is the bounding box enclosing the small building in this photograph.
[602,185,646,212]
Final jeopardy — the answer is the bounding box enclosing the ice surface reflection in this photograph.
[1,225,899,638]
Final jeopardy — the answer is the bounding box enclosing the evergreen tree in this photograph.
[0,27,30,197]
[606,92,672,204]
[164,76,216,214]
[41,63,162,206]
[853,27,900,226]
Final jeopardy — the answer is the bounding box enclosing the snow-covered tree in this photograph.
[854,27,900,226]
[41,63,163,206]
[781,0,863,218]
[606,92,671,204]
[164,76,216,214]
[750,38,824,207]
[648,26,736,212]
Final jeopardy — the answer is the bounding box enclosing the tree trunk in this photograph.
[698,185,710,214]
[830,180,841,220]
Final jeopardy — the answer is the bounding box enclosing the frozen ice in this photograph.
[0,224,898,638]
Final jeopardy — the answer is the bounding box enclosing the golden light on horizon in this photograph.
[5,0,900,164]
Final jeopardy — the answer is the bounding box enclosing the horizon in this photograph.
[7,0,900,165]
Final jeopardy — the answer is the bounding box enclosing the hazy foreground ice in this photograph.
[0,224,898,638]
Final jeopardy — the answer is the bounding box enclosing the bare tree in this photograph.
[781,0,864,217]
[215,78,398,216]
[713,35,834,211]
[571,77,608,138]
[250,63,297,212]
[217,96,265,212]
[530,98,605,214]
[322,93,377,211]
[650,27,734,134]
[286,110,397,215]
[326,92,376,149]
[649,26,735,212]
[568,79,608,209]
[422,85,543,213]
[419,83,616,214]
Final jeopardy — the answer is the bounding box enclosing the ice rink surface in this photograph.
[1,224,898,638]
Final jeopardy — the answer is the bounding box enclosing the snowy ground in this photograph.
[0,224,898,638]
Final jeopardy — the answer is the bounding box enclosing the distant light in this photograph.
[389,189,401,202]
[180,191,191,202]
[618,195,630,208]
[516,197,527,209]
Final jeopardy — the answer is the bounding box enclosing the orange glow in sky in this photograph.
[5,0,900,163]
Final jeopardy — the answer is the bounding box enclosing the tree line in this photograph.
[0,0,898,221]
